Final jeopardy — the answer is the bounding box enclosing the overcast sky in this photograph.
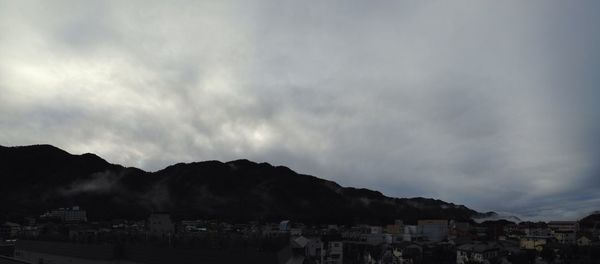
[1,0,599,221]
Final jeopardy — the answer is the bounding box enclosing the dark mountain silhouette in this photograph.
[0,144,483,224]
[579,212,600,230]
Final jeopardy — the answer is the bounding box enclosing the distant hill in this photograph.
[0,144,483,224]
[579,212,600,230]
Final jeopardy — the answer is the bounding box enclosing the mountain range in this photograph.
[0,144,484,224]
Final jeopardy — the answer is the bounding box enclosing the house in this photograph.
[417,220,448,242]
[496,239,522,257]
[280,220,291,232]
[400,243,423,263]
[180,220,207,233]
[553,230,575,244]
[504,225,526,239]
[343,240,385,263]
[68,226,99,241]
[280,236,311,264]
[147,213,174,237]
[576,234,593,246]
[20,225,39,239]
[369,225,383,234]
[456,242,500,264]
[403,225,422,241]
[304,237,324,260]
[262,223,281,236]
[0,222,21,239]
[290,228,303,236]
[327,225,339,231]
[360,233,387,245]
[385,220,404,235]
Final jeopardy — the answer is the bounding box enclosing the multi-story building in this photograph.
[40,206,87,223]
[548,221,578,233]
[325,241,343,264]
[64,206,88,223]
[417,220,448,242]
[456,242,500,264]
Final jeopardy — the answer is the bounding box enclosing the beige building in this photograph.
[520,236,550,251]
[385,220,404,234]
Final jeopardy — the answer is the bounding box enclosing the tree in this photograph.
[540,247,556,263]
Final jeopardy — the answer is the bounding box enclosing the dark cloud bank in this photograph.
[1,0,599,220]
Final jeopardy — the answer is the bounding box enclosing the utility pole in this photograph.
[321,240,324,264]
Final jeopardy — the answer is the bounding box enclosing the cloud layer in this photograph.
[1,0,599,220]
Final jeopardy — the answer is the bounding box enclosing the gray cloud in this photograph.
[60,171,122,196]
[1,0,599,220]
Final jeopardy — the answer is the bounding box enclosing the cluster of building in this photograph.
[39,206,88,223]
[1,208,600,264]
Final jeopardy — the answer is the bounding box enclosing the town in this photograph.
[0,207,599,264]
